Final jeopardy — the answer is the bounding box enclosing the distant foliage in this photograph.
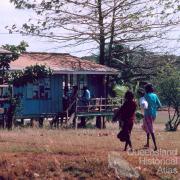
[155,69,180,131]
[113,85,128,98]
[102,43,174,97]
[136,111,144,123]
[109,44,172,84]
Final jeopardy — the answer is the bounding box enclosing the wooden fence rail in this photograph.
[76,97,124,114]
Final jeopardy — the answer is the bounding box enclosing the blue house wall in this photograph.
[14,75,63,118]
[13,74,106,119]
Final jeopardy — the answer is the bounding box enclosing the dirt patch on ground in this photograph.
[0,123,179,179]
[0,152,117,179]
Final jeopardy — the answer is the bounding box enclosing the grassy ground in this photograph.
[0,111,179,180]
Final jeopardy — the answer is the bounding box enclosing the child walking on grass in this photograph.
[143,84,162,151]
[116,91,137,151]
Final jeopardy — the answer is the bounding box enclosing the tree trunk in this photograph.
[107,0,116,67]
[166,108,179,131]
[96,0,109,129]
[98,0,105,65]
[105,1,116,99]
[95,75,106,128]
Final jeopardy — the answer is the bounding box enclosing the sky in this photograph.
[0,1,51,51]
[0,0,97,57]
[0,0,180,57]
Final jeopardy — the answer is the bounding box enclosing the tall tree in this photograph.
[109,44,176,85]
[154,67,180,131]
[9,0,180,66]
[99,42,180,100]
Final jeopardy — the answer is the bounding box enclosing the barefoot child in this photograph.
[143,84,161,151]
[116,91,137,151]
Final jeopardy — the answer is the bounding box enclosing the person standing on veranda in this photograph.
[82,86,91,105]
[80,86,91,128]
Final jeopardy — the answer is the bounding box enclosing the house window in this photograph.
[0,86,12,98]
[27,78,51,99]
[62,74,88,97]
[62,74,78,94]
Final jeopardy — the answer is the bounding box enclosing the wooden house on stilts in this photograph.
[9,52,122,128]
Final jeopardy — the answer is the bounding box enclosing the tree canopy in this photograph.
[109,44,176,83]
[9,0,180,65]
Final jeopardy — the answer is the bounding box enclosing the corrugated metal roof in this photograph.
[10,52,119,74]
[0,48,12,54]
